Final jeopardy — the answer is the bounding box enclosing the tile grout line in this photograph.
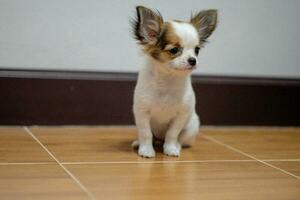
[61,160,256,165]
[23,127,96,200]
[0,159,300,166]
[201,134,300,180]
[0,162,53,165]
[264,159,300,162]
[61,159,300,165]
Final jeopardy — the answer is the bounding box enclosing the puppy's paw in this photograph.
[163,143,181,157]
[138,144,155,158]
[131,140,139,149]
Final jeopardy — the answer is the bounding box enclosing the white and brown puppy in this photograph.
[132,6,217,157]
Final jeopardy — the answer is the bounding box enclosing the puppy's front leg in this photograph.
[134,110,155,158]
[164,112,189,156]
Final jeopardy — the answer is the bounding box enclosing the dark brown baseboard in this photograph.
[1,70,299,126]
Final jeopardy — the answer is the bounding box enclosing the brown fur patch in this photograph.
[142,22,184,62]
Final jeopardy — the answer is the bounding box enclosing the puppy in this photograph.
[131,6,217,157]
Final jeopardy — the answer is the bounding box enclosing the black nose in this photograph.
[188,57,197,66]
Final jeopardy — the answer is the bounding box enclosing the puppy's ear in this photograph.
[190,10,218,43]
[132,6,163,44]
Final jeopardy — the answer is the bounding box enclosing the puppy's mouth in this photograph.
[172,64,197,71]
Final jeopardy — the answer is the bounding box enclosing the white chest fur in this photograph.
[133,59,199,158]
[134,62,195,138]
[150,80,186,123]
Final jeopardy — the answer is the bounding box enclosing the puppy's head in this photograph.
[132,6,217,74]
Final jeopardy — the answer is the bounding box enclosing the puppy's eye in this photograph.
[195,47,200,55]
[169,47,179,55]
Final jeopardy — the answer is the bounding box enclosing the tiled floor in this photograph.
[0,126,299,200]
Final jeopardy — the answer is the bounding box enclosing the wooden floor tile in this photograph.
[202,127,300,159]
[268,161,300,177]
[1,126,300,200]
[0,164,89,200]
[30,127,247,162]
[66,162,300,200]
[0,127,53,163]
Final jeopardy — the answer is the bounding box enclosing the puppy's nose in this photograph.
[188,57,197,66]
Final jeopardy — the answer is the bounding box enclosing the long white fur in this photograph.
[133,21,200,158]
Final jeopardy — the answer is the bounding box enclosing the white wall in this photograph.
[0,0,300,78]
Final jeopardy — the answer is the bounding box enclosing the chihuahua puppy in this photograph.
[132,6,217,157]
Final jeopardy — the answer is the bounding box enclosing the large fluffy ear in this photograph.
[132,6,163,44]
[190,10,218,43]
